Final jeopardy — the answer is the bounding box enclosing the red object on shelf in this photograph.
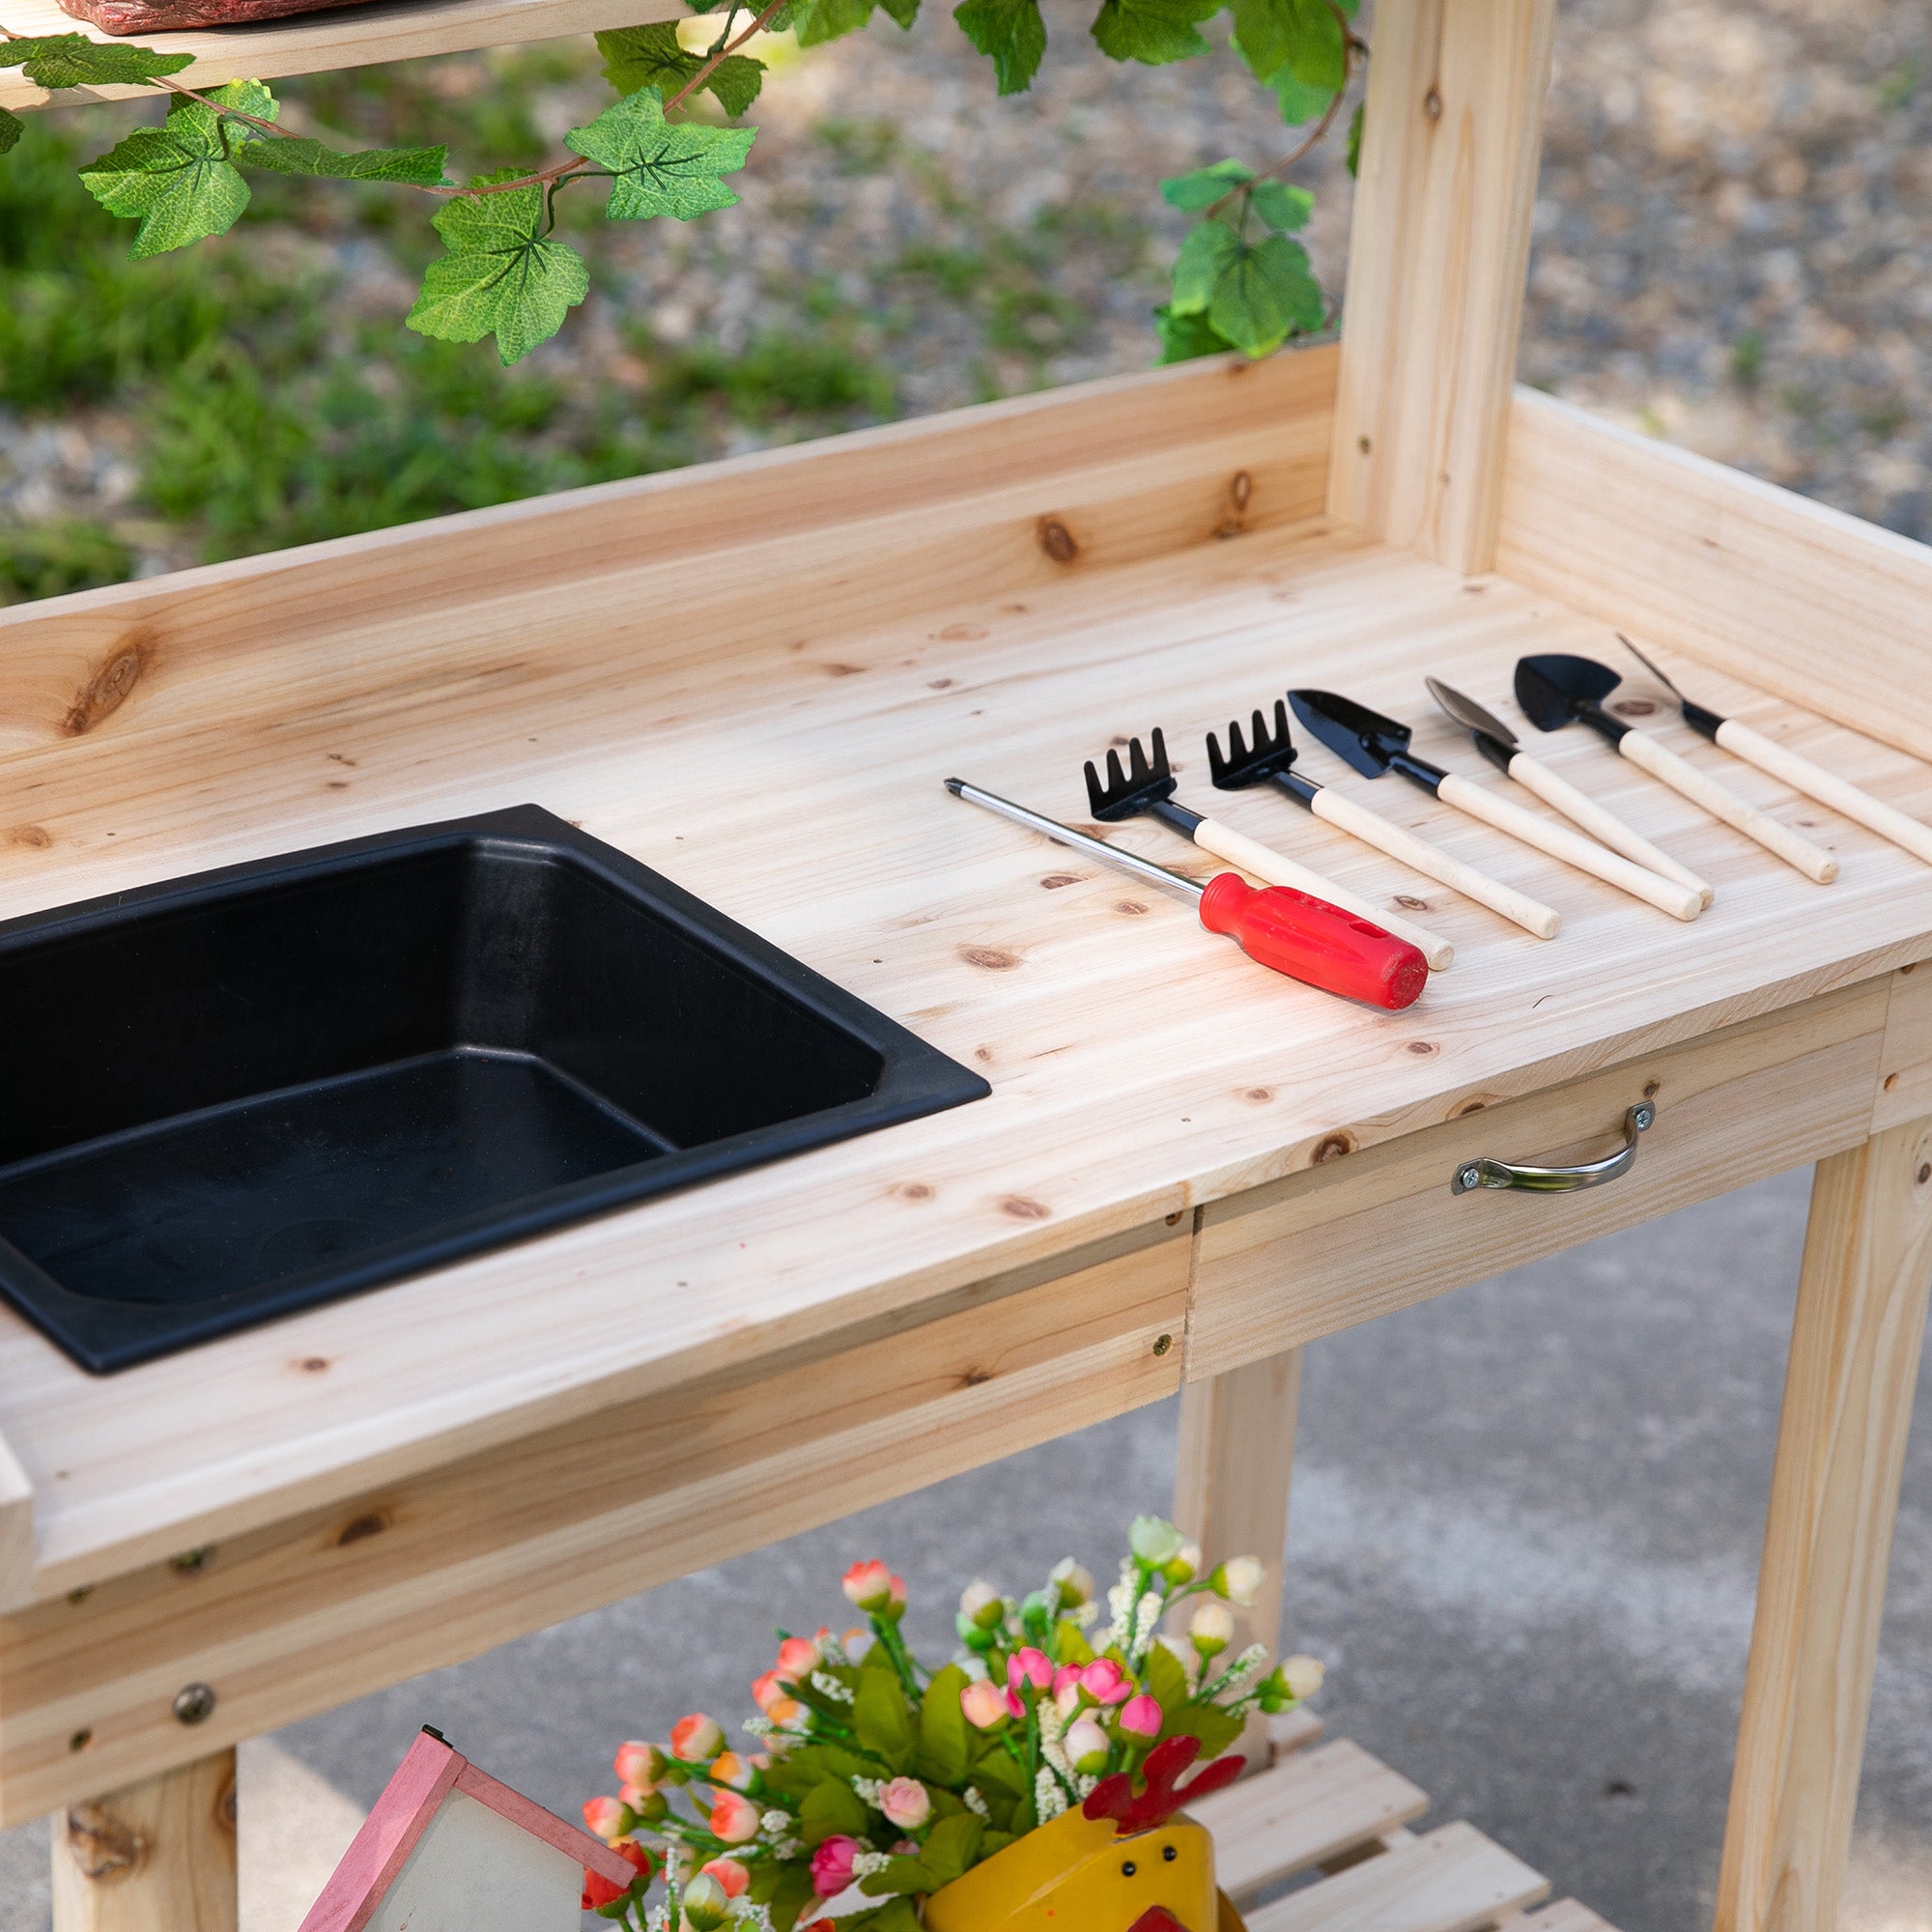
[58,0,373,33]
[1198,873,1428,1010]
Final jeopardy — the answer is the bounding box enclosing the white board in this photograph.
[367,1786,584,1932]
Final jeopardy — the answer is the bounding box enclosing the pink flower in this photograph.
[811,1834,861,1896]
[612,1741,665,1792]
[1065,1716,1111,1775]
[960,1678,1009,1729]
[1053,1680,1083,1720]
[879,1776,931,1830]
[752,1669,787,1714]
[775,1635,820,1683]
[582,1795,634,1842]
[709,1789,761,1844]
[841,1626,874,1662]
[1007,1647,1052,1698]
[708,1751,758,1792]
[701,1858,751,1899]
[842,1560,895,1610]
[1004,1687,1026,1720]
[1052,1663,1083,1698]
[670,1713,724,1762]
[765,1695,812,1735]
[1080,1659,1133,1706]
[1119,1692,1163,1740]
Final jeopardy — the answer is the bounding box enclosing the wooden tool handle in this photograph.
[1504,750,1715,907]
[1716,719,1932,869]
[1193,817,1455,971]
[1435,771,1702,923]
[1618,729,1838,883]
[1306,786,1561,940]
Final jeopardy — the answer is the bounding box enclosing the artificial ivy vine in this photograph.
[0,0,1361,367]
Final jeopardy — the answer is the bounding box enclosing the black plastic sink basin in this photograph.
[0,806,987,1372]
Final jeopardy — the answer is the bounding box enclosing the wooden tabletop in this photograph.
[0,354,1928,1607]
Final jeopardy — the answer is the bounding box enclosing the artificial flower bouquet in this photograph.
[582,1514,1326,1931]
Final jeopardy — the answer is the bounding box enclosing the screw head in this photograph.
[1632,1103,1656,1131]
[1152,1334,1173,1357]
[1458,1165,1482,1191]
[173,1683,216,1726]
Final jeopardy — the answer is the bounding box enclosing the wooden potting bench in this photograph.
[2,2,1929,1928]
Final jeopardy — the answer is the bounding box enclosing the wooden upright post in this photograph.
[1174,1349,1303,1763]
[1328,0,1560,574]
[1715,1119,1932,1932]
[51,1751,238,1932]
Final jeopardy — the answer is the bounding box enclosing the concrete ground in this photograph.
[4,1165,1927,1929]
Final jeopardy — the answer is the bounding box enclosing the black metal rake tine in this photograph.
[1084,728,1177,820]
[1208,698,1298,790]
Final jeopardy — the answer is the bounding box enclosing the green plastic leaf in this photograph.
[406,175,589,365]
[1153,300,1236,363]
[1,32,193,87]
[1249,178,1313,229]
[1167,1697,1245,1756]
[595,23,764,117]
[1209,232,1323,355]
[852,1667,916,1770]
[79,81,274,260]
[0,106,20,155]
[1091,0,1217,65]
[917,1663,971,1784]
[242,137,446,183]
[564,86,754,219]
[1168,218,1240,314]
[1160,158,1251,211]
[796,0,875,45]
[1143,1640,1190,1717]
[796,1775,869,1845]
[918,1813,982,1889]
[952,0,1043,92]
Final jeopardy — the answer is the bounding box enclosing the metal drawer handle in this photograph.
[1451,1102,1656,1196]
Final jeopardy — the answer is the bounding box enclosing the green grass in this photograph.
[0,521,133,602]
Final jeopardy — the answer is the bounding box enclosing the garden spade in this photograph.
[1083,727,1453,970]
[1620,636,1932,868]
[1213,697,1560,940]
[1514,653,1837,883]
[1289,687,1706,926]
[1426,675,1714,908]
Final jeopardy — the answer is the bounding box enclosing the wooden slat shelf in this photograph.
[1193,1716,1616,1932]
[0,0,682,112]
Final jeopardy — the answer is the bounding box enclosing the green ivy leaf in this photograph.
[564,87,754,219]
[406,174,589,365]
[1090,0,1217,65]
[1153,300,1236,363]
[594,23,765,117]
[1,31,193,87]
[1249,178,1313,229]
[1168,218,1240,314]
[1160,158,1251,211]
[1271,71,1335,125]
[1209,232,1323,355]
[79,80,274,260]
[878,0,921,24]
[953,0,1044,89]
[0,106,21,155]
[242,137,447,183]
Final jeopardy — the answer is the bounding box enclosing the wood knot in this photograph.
[895,1181,934,1201]
[1001,1195,1051,1220]
[1394,895,1431,912]
[974,1046,994,1063]
[63,641,148,737]
[65,1804,145,1883]
[7,825,52,849]
[819,662,865,677]
[956,1365,994,1388]
[1450,1096,1491,1119]
[928,677,956,690]
[1918,1164,1931,1187]
[959,945,1021,971]
[1642,1079,1662,1098]
[335,1508,392,1548]
[1424,85,1443,120]
[936,624,987,641]
[1114,900,1150,916]
[1884,1072,1900,1091]
[1245,1087,1275,1103]
[1312,1131,1354,1163]
[1405,1040,1438,1056]
[1040,873,1082,890]
[298,1355,330,1374]
[1230,469,1252,512]
[1611,698,1659,718]
[1037,517,1079,563]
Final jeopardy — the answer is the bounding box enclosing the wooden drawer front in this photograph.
[1186,981,1891,1378]
[0,1228,1185,1825]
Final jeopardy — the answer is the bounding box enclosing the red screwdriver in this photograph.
[946,778,1428,1010]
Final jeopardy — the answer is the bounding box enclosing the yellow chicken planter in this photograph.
[923,1736,1247,1932]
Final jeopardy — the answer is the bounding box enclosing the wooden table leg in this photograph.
[51,1749,238,1932]
[1174,1347,1303,1764]
[1715,1118,1932,1932]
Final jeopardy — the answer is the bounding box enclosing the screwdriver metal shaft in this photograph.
[945,778,1205,900]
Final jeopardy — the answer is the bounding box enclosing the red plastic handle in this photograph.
[1197,873,1428,1009]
